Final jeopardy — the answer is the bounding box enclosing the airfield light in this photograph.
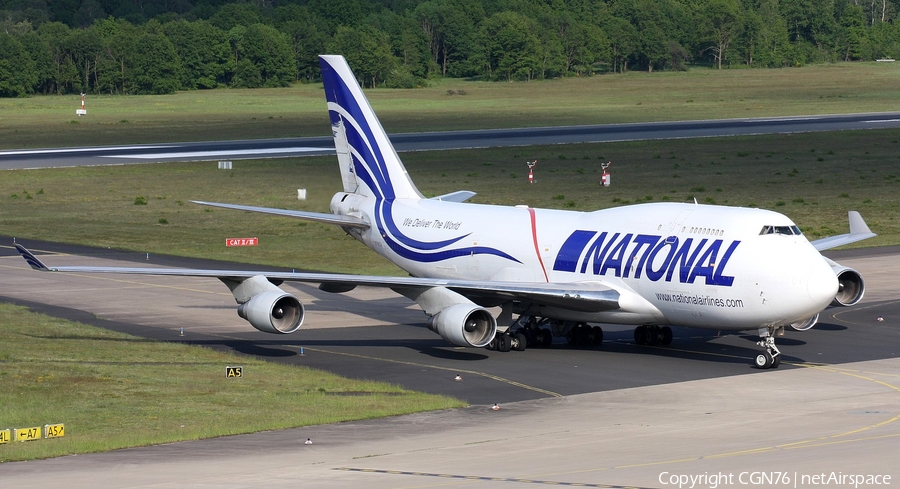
[601,161,611,187]
[76,94,86,116]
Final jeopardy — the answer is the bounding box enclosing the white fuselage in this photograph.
[331,194,839,332]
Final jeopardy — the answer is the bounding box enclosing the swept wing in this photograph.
[16,244,619,314]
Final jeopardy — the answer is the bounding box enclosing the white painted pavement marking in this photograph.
[0,145,175,156]
[101,147,333,160]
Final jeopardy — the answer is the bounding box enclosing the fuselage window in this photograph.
[689,227,724,236]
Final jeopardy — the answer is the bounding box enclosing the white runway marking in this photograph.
[0,145,174,156]
[101,147,333,160]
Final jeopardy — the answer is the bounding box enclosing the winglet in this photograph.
[848,211,872,235]
[15,244,50,271]
[811,211,877,251]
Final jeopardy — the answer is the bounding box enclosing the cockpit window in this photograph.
[759,225,802,236]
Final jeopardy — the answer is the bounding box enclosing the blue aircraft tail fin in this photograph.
[15,244,50,271]
[319,55,422,201]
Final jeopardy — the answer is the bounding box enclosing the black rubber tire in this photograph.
[755,352,773,369]
[634,326,646,345]
[540,329,553,347]
[646,326,658,345]
[582,323,592,345]
[514,333,527,351]
[569,324,585,345]
[591,326,604,345]
[661,326,673,345]
[523,328,538,347]
[772,354,781,368]
[498,334,512,352]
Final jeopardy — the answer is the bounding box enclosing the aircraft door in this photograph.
[668,210,694,235]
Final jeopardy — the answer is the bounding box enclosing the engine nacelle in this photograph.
[790,313,819,331]
[831,266,865,307]
[237,290,304,334]
[426,303,497,348]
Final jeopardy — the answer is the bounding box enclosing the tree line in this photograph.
[3,0,900,97]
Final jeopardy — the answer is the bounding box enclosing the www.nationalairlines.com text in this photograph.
[655,293,744,308]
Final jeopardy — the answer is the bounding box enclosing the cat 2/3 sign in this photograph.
[225,238,258,247]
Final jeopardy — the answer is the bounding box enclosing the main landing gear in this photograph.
[633,325,673,346]
[485,330,528,352]
[754,326,782,369]
[484,316,602,352]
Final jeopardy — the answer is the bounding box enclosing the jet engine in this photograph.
[426,303,497,348]
[831,266,865,307]
[237,290,304,334]
[790,313,819,331]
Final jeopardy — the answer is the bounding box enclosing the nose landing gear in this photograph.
[755,326,782,369]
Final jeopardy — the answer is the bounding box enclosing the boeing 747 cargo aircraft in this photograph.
[17,55,876,369]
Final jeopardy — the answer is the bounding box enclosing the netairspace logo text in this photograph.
[659,471,892,489]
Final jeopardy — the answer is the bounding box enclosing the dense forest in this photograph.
[2,0,900,97]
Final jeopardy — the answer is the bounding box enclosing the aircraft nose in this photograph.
[807,259,838,307]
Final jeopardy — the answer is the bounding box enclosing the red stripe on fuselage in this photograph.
[528,208,550,282]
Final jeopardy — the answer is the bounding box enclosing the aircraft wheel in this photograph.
[661,326,673,345]
[514,333,527,351]
[772,354,781,368]
[521,328,538,347]
[540,329,553,347]
[645,326,658,345]
[497,334,512,352]
[569,324,586,346]
[755,351,773,369]
[634,326,646,345]
[485,337,498,351]
[591,326,603,345]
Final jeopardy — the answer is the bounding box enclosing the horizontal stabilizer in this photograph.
[431,191,476,203]
[191,200,369,229]
[812,211,877,251]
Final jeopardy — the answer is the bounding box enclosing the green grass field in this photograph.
[0,303,463,462]
[2,62,900,149]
